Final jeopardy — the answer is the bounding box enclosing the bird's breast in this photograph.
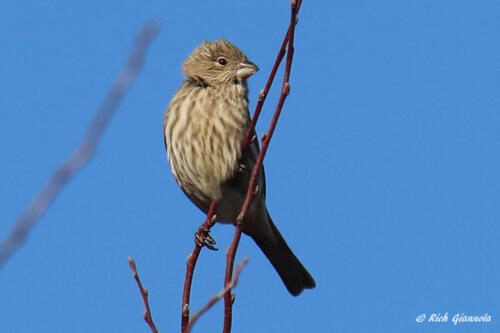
[165,84,250,201]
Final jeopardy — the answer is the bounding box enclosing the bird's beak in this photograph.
[237,61,259,79]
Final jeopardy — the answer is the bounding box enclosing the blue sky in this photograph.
[1,1,499,332]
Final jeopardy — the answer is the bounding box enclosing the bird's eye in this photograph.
[217,58,228,66]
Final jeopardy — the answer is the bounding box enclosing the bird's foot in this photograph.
[238,163,246,174]
[250,134,257,143]
[195,227,218,251]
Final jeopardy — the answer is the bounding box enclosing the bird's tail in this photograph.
[249,213,316,296]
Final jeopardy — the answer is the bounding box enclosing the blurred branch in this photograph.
[0,22,160,269]
[129,257,159,333]
[186,258,248,333]
[223,1,303,332]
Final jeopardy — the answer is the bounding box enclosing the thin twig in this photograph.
[0,22,160,269]
[181,201,217,333]
[241,0,303,151]
[128,257,159,333]
[223,1,303,332]
[241,28,290,151]
[186,258,248,333]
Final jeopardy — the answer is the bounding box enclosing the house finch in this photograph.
[163,39,315,296]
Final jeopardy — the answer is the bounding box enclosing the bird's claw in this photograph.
[238,163,246,174]
[195,227,218,251]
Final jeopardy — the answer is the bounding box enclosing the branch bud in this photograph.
[182,303,190,316]
[283,82,290,96]
[258,89,266,101]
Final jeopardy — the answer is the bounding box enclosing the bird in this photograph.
[163,38,315,296]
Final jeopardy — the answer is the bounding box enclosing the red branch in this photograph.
[241,28,290,151]
[186,258,248,333]
[223,1,302,332]
[181,201,217,333]
[128,257,159,333]
[179,1,303,331]
[0,22,160,268]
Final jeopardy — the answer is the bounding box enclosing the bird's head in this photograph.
[183,39,259,87]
